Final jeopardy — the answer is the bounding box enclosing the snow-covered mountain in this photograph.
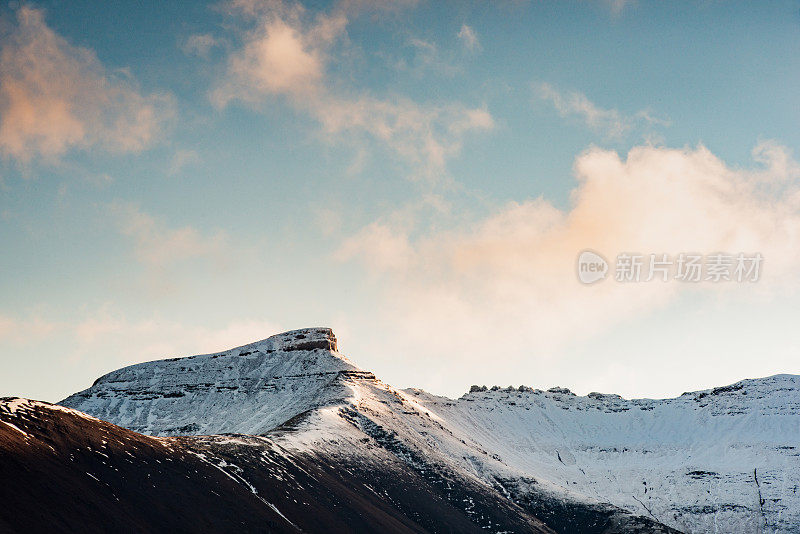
[1,396,550,533]
[59,328,800,533]
[61,328,372,436]
[415,376,800,533]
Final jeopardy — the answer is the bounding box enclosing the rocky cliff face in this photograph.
[57,328,800,533]
[61,328,374,436]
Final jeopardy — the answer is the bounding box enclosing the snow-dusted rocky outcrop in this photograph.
[60,328,800,533]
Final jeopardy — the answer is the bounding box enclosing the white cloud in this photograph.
[337,142,800,391]
[457,24,480,52]
[211,0,493,182]
[0,7,174,163]
[536,82,669,138]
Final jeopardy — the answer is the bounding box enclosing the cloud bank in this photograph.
[338,142,800,382]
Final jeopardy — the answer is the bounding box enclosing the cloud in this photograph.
[0,314,58,346]
[71,307,281,365]
[457,24,480,52]
[607,0,635,15]
[536,82,669,139]
[396,37,459,77]
[0,7,174,163]
[167,149,201,176]
[107,202,228,274]
[337,142,800,386]
[217,19,328,100]
[211,0,493,182]
[182,33,223,58]
[0,306,282,401]
[210,0,347,105]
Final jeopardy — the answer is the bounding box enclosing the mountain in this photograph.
[421,375,800,533]
[0,397,549,533]
[60,328,368,436]
[0,398,299,533]
[9,327,799,532]
[48,327,673,533]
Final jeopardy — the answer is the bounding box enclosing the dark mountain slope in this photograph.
[0,398,298,534]
[0,397,553,533]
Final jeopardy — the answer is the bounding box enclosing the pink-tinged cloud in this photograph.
[0,306,282,401]
[337,142,800,372]
[108,201,228,268]
[106,202,229,294]
[0,7,174,163]
[211,0,493,182]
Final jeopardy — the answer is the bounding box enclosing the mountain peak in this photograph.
[59,327,371,436]
[249,327,338,354]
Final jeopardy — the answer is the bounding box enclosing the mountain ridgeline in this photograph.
[1,328,796,533]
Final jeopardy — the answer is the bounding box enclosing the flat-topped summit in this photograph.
[60,327,372,436]
[244,327,338,354]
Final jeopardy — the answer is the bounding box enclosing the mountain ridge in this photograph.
[55,327,800,532]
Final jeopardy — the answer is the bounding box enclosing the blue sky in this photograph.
[1,0,799,402]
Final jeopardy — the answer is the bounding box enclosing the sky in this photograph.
[1,0,799,402]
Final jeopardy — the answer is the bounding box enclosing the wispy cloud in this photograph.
[70,306,281,365]
[210,0,493,182]
[0,7,174,163]
[535,82,668,139]
[0,306,282,400]
[396,37,460,78]
[607,0,635,16]
[0,314,58,346]
[181,33,223,58]
[167,149,201,176]
[107,202,228,289]
[457,24,480,52]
